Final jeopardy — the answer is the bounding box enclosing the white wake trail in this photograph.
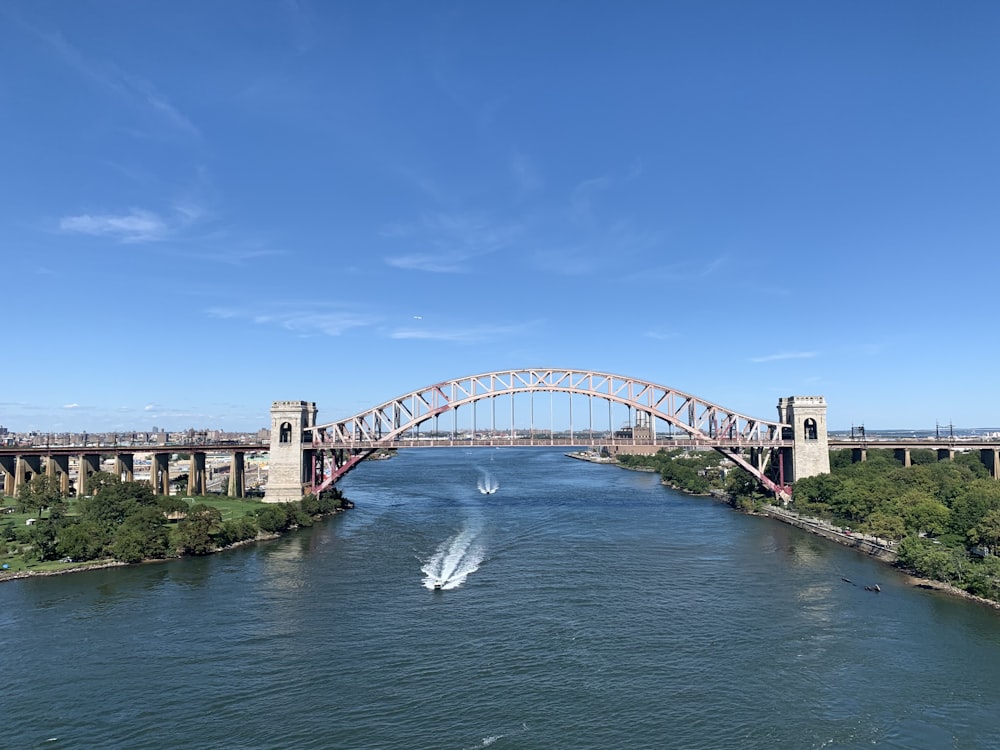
[422,521,485,590]
[477,468,500,494]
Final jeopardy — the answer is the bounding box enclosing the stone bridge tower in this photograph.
[778,396,830,482]
[264,400,317,503]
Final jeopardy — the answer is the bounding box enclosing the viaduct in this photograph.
[4,369,999,504]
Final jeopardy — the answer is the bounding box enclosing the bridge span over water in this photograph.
[6,369,999,503]
[265,368,832,503]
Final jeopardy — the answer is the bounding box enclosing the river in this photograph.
[2,448,999,749]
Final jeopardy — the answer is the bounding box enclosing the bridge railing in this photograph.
[318,437,793,450]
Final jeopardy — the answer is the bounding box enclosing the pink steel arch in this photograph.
[309,368,792,498]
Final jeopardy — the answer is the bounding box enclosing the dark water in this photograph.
[3,448,1000,749]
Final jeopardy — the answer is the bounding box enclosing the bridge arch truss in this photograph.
[309,369,792,497]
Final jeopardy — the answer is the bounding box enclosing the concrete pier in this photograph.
[47,455,71,494]
[113,453,135,482]
[228,452,245,498]
[151,453,170,496]
[188,452,207,496]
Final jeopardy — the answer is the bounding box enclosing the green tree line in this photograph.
[4,472,350,567]
[793,449,1000,599]
[616,448,761,507]
[618,447,1000,602]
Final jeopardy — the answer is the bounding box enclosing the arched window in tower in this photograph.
[804,418,818,441]
[279,422,293,443]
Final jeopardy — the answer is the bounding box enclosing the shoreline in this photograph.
[0,509,342,584]
[601,455,1000,611]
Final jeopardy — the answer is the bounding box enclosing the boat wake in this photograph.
[422,521,485,591]
[476,470,500,495]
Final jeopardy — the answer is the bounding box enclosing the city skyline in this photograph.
[3,2,1000,433]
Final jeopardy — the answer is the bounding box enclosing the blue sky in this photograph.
[3,1,999,434]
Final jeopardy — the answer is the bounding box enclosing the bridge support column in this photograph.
[852,448,867,463]
[264,400,317,503]
[15,455,44,495]
[937,448,955,462]
[78,454,101,496]
[151,453,170,495]
[777,396,830,482]
[188,452,207,496]
[47,455,71,495]
[894,448,911,467]
[0,456,15,497]
[981,448,1000,480]
[113,453,134,482]
[228,452,245,498]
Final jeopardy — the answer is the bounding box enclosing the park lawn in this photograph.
[180,495,266,520]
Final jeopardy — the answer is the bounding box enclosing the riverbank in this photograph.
[760,504,898,563]
[592,454,1000,610]
[0,506,346,584]
[565,450,618,464]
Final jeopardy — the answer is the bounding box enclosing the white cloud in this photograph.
[385,254,466,273]
[208,306,380,337]
[383,213,521,273]
[59,208,169,242]
[643,330,678,341]
[749,352,818,363]
[59,200,210,244]
[390,323,527,344]
[63,403,79,409]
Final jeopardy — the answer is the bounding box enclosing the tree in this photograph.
[866,511,906,542]
[893,490,950,537]
[23,519,59,562]
[969,510,1000,555]
[79,476,156,530]
[254,504,291,533]
[176,504,223,555]
[157,495,190,515]
[217,516,259,547]
[949,480,1000,539]
[112,507,171,562]
[57,520,107,561]
[16,474,65,516]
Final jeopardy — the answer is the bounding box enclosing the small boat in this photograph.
[433,580,443,591]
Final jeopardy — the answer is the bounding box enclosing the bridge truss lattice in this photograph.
[309,369,792,498]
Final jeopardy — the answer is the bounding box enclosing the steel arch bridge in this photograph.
[308,368,793,499]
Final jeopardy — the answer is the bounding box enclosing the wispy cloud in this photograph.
[643,330,679,341]
[635,254,731,283]
[510,151,542,192]
[281,0,320,54]
[41,30,200,138]
[390,322,529,344]
[570,177,611,223]
[207,306,380,337]
[63,403,80,409]
[383,212,521,273]
[59,201,209,243]
[749,352,818,363]
[59,208,169,242]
